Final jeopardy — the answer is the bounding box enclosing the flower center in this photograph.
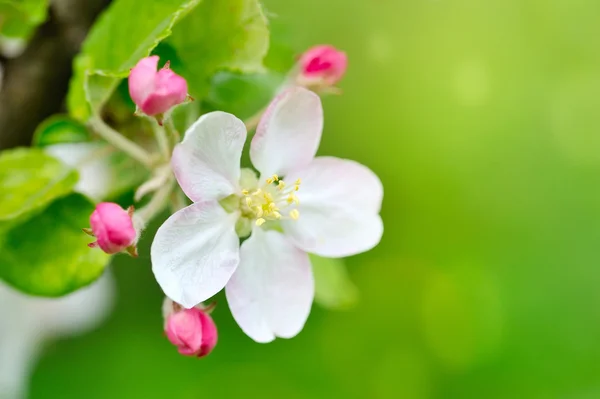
[240,174,301,226]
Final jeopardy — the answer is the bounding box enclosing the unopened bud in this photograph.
[128,56,188,116]
[86,202,137,255]
[163,298,217,358]
[297,45,347,88]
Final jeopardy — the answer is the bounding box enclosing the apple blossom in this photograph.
[151,87,383,343]
[87,202,137,255]
[128,56,188,116]
[298,45,347,87]
[162,298,217,357]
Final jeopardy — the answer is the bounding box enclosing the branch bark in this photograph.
[0,0,111,150]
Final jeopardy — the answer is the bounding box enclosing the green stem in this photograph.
[151,118,171,160]
[164,117,180,146]
[88,117,153,168]
[136,178,175,222]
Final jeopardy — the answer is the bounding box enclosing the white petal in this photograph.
[225,229,314,343]
[172,112,246,202]
[250,87,323,177]
[45,143,113,202]
[282,157,384,257]
[151,201,240,308]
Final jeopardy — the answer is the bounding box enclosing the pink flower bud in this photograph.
[128,56,188,116]
[298,45,348,87]
[87,202,136,255]
[164,301,217,357]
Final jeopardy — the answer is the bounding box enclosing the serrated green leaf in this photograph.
[67,0,202,121]
[0,193,111,296]
[311,254,360,310]
[32,115,92,147]
[0,0,48,38]
[0,148,78,222]
[167,0,270,98]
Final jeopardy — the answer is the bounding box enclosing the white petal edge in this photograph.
[172,112,247,202]
[225,229,314,343]
[151,201,240,309]
[282,157,384,257]
[0,273,114,398]
[251,87,323,178]
[45,143,113,202]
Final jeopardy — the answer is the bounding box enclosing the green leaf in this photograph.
[310,255,360,310]
[167,0,270,98]
[32,115,92,147]
[67,0,202,121]
[0,148,78,222]
[203,70,284,119]
[0,194,111,296]
[0,0,48,38]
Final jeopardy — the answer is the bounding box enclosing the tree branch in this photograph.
[0,0,111,150]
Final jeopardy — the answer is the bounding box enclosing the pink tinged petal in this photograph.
[251,87,323,178]
[282,157,384,257]
[89,202,136,254]
[140,68,188,116]
[299,45,348,85]
[225,229,314,343]
[166,311,204,353]
[172,112,247,203]
[151,201,240,309]
[197,310,218,357]
[128,56,159,106]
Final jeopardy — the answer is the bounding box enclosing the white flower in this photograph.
[151,87,383,343]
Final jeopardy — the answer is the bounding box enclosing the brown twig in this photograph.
[0,0,111,150]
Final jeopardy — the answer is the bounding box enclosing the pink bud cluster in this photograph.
[297,45,347,88]
[163,299,218,358]
[128,56,188,116]
[86,202,137,256]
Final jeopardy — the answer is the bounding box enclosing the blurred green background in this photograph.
[30,0,600,397]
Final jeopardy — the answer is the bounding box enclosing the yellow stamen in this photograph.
[245,197,253,207]
[256,218,266,226]
[273,211,282,219]
[241,189,249,195]
[289,209,300,220]
[277,180,286,190]
[266,174,279,184]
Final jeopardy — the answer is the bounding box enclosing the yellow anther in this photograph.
[256,218,266,226]
[287,194,299,205]
[264,192,274,202]
[255,207,263,218]
[245,197,253,207]
[289,209,300,220]
[252,188,262,196]
[295,178,301,185]
[266,174,279,184]
[294,185,300,192]
[241,189,249,195]
[273,211,282,219]
[268,202,278,212]
[277,180,286,190]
